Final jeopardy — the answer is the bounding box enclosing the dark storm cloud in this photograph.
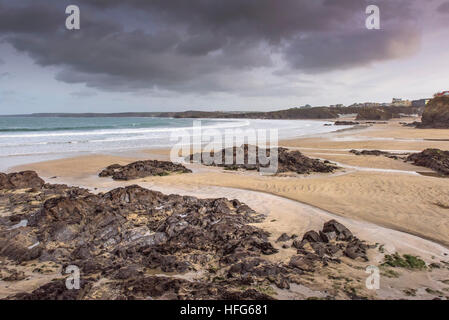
[0,0,423,93]
[438,1,449,13]
[285,27,421,72]
[0,2,61,33]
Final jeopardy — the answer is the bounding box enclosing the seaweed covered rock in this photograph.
[99,160,192,180]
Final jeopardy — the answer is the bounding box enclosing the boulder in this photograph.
[322,220,353,240]
[344,239,369,261]
[302,230,322,243]
[319,231,337,243]
[0,171,44,190]
[0,228,41,262]
[276,233,291,242]
[289,255,315,272]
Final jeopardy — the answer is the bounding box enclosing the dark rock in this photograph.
[0,228,41,262]
[276,233,291,242]
[292,239,304,249]
[401,121,421,127]
[10,279,91,300]
[289,255,315,272]
[406,149,449,176]
[188,144,339,175]
[114,265,143,280]
[302,230,321,243]
[429,263,442,269]
[322,220,353,241]
[334,121,360,126]
[1,172,375,300]
[0,171,44,190]
[350,149,388,156]
[344,239,369,261]
[310,242,342,259]
[1,172,277,282]
[319,231,337,243]
[99,160,192,180]
[350,149,407,160]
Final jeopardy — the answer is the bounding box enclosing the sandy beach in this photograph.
[4,119,449,300]
[13,120,449,247]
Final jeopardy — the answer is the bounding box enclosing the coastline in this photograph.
[3,118,449,300]
[0,117,341,172]
[10,119,449,248]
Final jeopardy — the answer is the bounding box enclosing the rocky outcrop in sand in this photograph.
[0,171,374,300]
[99,160,192,180]
[334,121,360,126]
[350,149,408,160]
[188,145,339,174]
[407,149,449,176]
[290,220,373,268]
[0,171,44,190]
[420,96,449,129]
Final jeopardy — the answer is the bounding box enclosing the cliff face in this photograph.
[420,96,449,128]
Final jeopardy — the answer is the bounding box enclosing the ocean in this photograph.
[0,117,346,171]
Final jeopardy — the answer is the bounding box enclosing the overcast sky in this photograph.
[0,0,448,114]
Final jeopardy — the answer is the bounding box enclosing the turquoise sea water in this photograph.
[0,117,344,170]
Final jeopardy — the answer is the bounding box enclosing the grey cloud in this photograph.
[284,27,421,72]
[0,2,61,33]
[0,72,11,80]
[0,0,424,94]
[438,1,449,13]
[70,90,98,98]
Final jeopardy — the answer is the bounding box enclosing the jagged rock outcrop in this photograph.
[420,96,449,128]
[1,172,373,300]
[290,219,374,269]
[99,160,192,180]
[188,145,339,174]
[407,149,449,176]
[0,171,44,190]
